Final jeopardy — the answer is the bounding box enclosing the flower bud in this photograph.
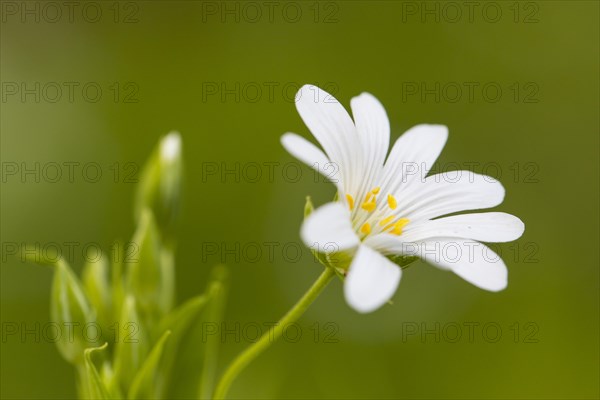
[50,260,97,364]
[126,209,174,318]
[135,132,183,240]
[82,255,112,334]
[304,196,314,218]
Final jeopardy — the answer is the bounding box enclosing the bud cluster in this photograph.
[28,133,229,399]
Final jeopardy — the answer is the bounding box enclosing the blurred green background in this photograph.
[1,1,598,398]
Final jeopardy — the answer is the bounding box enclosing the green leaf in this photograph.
[163,265,229,399]
[113,296,149,391]
[197,265,229,399]
[128,330,172,400]
[83,343,112,399]
[154,294,209,397]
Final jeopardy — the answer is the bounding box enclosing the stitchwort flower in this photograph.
[281,85,525,313]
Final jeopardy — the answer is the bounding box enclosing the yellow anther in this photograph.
[379,215,395,226]
[391,218,410,235]
[361,201,376,212]
[387,194,397,210]
[371,187,381,194]
[346,194,355,210]
[360,223,371,235]
[396,218,410,228]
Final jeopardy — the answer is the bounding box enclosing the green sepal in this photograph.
[304,196,314,218]
[48,259,97,364]
[82,255,112,337]
[304,195,353,278]
[126,210,172,320]
[387,254,419,269]
[83,343,112,400]
[100,361,124,400]
[113,296,149,390]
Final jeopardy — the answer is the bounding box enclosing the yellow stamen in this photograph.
[391,218,410,235]
[361,201,376,212]
[371,186,381,194]
[346,194,354,210]
[396,218,410,227]
[379,215,395,226]
[387,194,397,210]
[360,222,371,235]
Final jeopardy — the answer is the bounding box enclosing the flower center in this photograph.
[346,187,409,239]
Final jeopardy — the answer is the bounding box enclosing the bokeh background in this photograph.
[1,1,599,398]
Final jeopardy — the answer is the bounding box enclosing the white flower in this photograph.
[281,85,525,313]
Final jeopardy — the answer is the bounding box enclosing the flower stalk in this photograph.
[213,267,336,399]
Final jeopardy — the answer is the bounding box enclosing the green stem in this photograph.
[213,267,336,399]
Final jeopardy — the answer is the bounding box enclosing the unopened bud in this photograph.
[135,132,183,240]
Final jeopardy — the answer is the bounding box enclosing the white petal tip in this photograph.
[280,132,293,147]
[346,300,381,314]
[508,216,526,241]
[458,264,508,293]
[161,132,181,161]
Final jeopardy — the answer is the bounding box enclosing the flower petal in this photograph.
[301,202,359,253]
[380,124,448,195]
[280,132,342,189]
[295,85,362,195]
[395,171,505,222]
[401,212,525,243]
[366,237,508,292]
[350,92,390,194]
[344,245,402,313]
[421,240,508,291]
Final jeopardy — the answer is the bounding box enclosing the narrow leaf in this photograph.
[128,330,172,400]
[197,265,229,399]
[155,294,210,397]
[163,265,229,399]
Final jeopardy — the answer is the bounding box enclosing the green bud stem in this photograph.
[213,267,335,399]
